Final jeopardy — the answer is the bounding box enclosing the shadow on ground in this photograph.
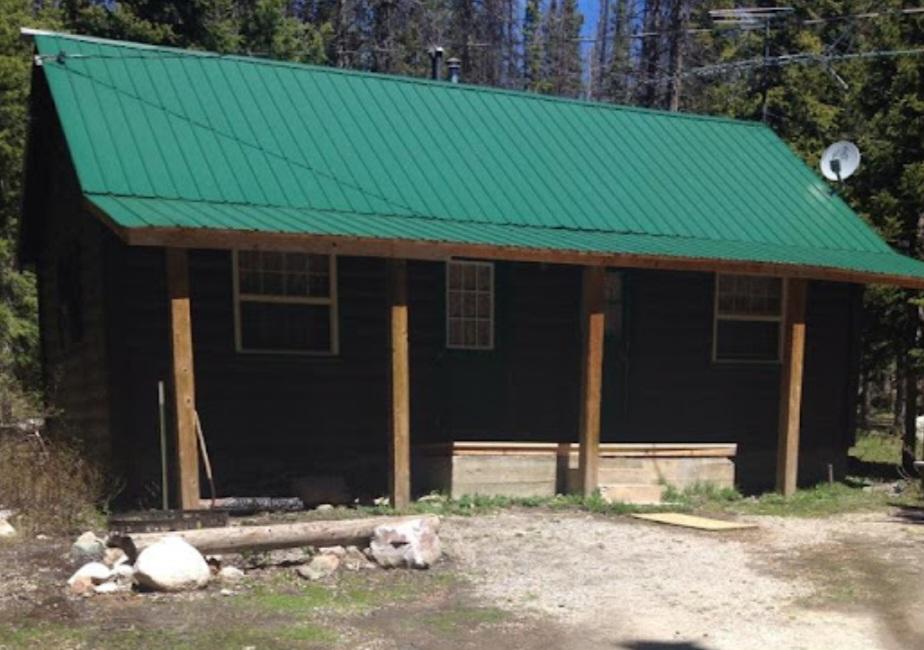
[619,642,712,650]
[846,457,903,480]
[889,504,924,525]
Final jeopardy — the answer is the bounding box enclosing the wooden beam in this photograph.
[578,266,606,496]
[776,278,808,496]
[166,248,200,510]
[388,259,411,509]
[99,214,924,291]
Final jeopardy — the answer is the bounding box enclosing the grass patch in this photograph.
[850,429,922,465]
[421,606,508,633]
[0,621,339,650]
[278,622,339,644]
[666,480,923,517]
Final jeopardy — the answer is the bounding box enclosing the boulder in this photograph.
[369,518,441,569]
[67,562,112,595]
[218,566,245,583]
[917,415,924,441]
[296,554,340,581]
[71,531,106,565]
[133,536,211,592]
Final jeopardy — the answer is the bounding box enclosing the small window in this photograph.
[713,274,783,363]
[234,251,337,354]
[446,260,494,350]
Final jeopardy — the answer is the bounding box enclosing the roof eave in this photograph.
[110,220,924,290]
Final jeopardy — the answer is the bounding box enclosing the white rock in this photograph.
[218,566,245,583]
[134,536,211,592]
[342,546,376,571]
[0,518,15,538]
[94,581,129,595]
[370,518,441,569]
[315,504,334,512]
[296,554,340,580]
[917,415,924,440]
[318,545,346,557]
[112,563,135,584]
[67,562,112,595]
[103,547,128,567]
[71,531,105,564]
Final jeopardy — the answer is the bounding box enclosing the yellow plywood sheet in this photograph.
[631,512,757,531]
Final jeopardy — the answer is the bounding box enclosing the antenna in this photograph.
[820,141,861,183]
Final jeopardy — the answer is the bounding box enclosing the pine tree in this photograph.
[522,0,544,91]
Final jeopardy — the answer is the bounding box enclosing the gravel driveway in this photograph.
[442,509,924,650]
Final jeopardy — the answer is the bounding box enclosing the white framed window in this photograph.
[446,260,494,350]
[713,273,783,363]
[233,250,338,355]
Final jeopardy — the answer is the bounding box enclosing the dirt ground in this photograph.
[1,507,923,649]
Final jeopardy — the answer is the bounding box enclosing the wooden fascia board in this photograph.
[82,207,924,288]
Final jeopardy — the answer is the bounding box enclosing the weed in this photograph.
[0,429,109,535]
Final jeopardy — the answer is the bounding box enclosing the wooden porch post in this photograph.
[776,278,808,496]
[388,259,411,509]
[578,266,606,496]
[166,248,200,510]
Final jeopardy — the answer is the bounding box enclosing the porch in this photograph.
[145,246,814,510]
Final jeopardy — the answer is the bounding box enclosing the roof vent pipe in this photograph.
[428,46,444,81]
[447,57,461,84]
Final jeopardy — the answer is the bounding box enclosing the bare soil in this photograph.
[1,507,922,649]
[443,508,924,650]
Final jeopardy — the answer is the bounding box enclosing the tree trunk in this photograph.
[637,0,661,107]
[894,355,905,432]
[666,0,688,111]
[902,297,920,473]
[858,369,870,431]
[109,515,441,560]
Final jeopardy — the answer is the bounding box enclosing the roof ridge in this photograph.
[27,28,768,130]
[85,192,901,258]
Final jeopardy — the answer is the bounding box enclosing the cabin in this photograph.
[18,30,924,509]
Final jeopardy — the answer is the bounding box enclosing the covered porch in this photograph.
[153,235,814,511]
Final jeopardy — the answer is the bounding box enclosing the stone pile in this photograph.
[66,532,241,596]
[64,516,442,594]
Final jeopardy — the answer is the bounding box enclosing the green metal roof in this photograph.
[27,30,924,284]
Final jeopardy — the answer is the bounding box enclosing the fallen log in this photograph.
[108,515,440,562]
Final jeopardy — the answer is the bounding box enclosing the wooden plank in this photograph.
[92,205,924,290]
[166,248,200,510]
[578,266,606,496]
[632,513,757,531]
[388,259,411,509]
[414,442,737,458]
[776,278,808,496]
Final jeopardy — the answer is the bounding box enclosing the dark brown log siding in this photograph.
[27,71,113,456]
[622,271,858,491]
[101,247,856,498]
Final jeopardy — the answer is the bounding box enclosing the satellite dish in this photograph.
[820,141,861,182]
